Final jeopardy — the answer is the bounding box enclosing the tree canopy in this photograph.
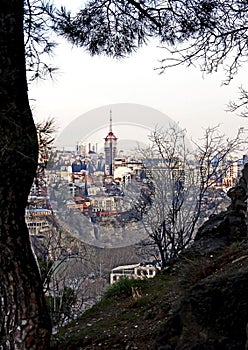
[49,0,248,84]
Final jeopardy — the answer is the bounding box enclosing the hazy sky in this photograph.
[29,0,248,143]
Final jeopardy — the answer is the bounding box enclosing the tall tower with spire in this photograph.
[104,110,118,176]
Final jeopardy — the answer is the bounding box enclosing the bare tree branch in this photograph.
[137,125,247,267]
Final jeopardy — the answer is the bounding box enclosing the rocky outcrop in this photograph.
[191,209,247,253]
[155,227,248,349]
[155,264,248,349]
[155,168,248,350]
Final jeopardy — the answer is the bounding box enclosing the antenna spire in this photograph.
[110,109,112,132]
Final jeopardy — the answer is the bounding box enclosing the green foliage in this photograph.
[104,276,148,299]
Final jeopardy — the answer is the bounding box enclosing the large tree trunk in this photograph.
[0,1,51,348]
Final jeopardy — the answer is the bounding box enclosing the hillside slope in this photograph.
[51,215,248,350]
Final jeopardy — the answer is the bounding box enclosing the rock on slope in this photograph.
[155,208,248,350]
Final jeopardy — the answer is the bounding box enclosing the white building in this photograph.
[110,262,158,284]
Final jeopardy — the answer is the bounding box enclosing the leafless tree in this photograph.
[43,251,108,328]
[137,125,247,267]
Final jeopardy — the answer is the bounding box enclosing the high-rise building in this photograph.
[104,110,118,176]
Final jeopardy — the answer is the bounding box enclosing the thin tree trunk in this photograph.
[0,1,51,348]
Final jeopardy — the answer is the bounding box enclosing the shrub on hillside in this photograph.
[104,277,148,299]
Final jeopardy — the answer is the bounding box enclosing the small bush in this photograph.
[104,277,148,299]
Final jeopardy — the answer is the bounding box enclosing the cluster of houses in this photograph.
[25,115,248,291]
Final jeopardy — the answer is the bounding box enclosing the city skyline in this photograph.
[54,103,178,151]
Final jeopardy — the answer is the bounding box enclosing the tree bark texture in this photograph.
[0,1,51,348]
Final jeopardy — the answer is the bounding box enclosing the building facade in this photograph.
[110,262,158,284]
